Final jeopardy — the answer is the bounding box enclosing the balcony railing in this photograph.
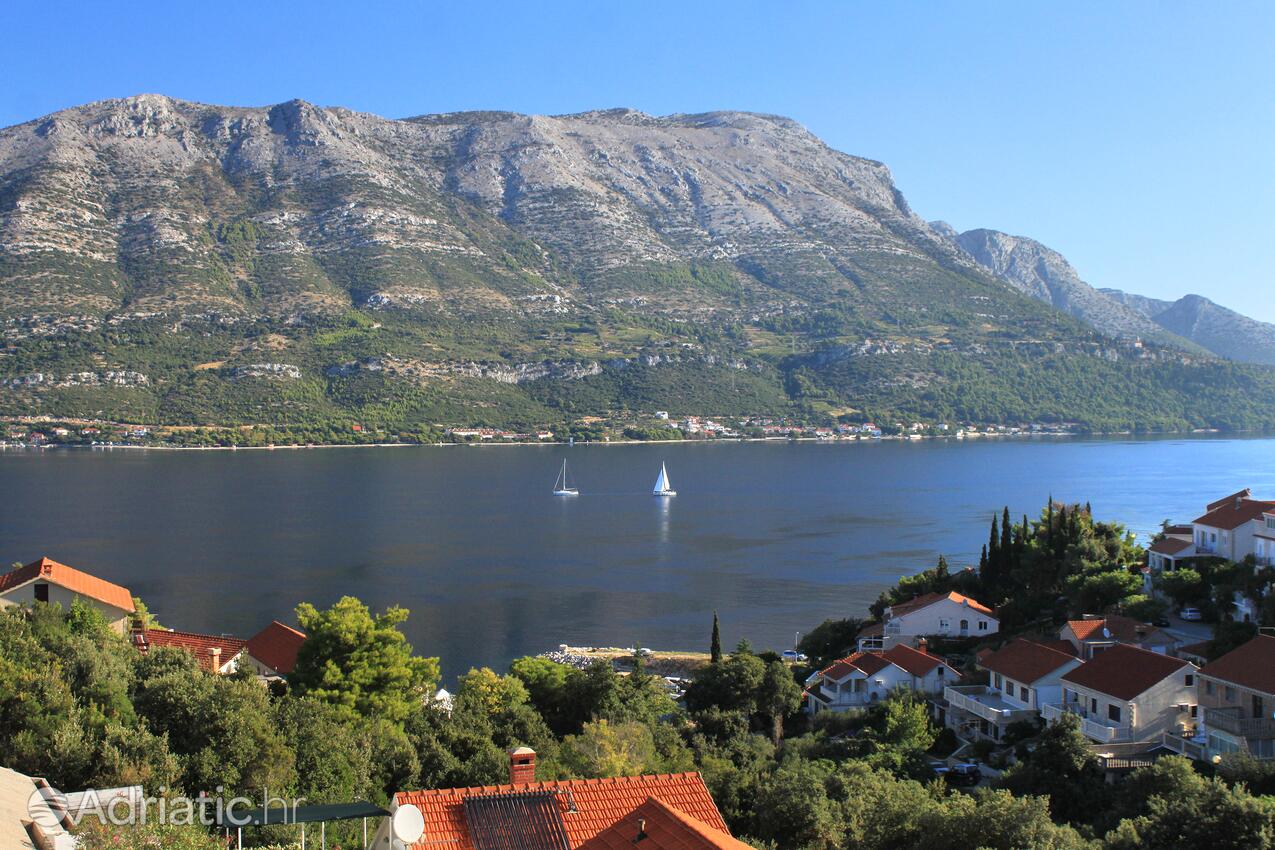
[1205,707,1275,740]
[1041,702,1130,743]
[1160,731,1207,761]
[945,686,1037,726]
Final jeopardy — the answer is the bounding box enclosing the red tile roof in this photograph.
[140,628,247,672]
[245,620,306,675]
[395,773,729,850]
[1207,489,1252,511]
[980,639,1078,684]
[1194,495,1275,531]
[1061,643,1190,701]
[888,591,994,618]
[0,557,134,613]
[880,644,948,677]
[1064,616,1168,645]
[820,652,892,681]
[1199,635,1275,696]
[1149,537,1194,556]
[576,797,750,850]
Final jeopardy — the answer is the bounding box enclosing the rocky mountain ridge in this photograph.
[2,94,1274,433]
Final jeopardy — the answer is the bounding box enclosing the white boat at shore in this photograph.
[552,459,579,496]
[652,462,676,497]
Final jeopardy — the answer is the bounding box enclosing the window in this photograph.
[1185,675,1194,687]
[1255,696,1265,718]
[1021,686,1029,701]
[1004,678,1013,695]
[936,666,945,677]
[939,619,950,631]
[959,619,969,632]
[1206,681,1215,696]
[33,583,49,603]
[1091,697,1099,714]
[1225,686,1237,702]
[978,620,988,631]
[993,673,1002,689]
[1267,516,1275,531]
[1108,704,1122,723]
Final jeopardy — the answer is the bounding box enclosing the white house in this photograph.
[0,557,135,633]
[945,638,1082,742]
[1,766,76,850]
[1147,525,1195,572]
[1196,635,1275,760]
[1042,643,1197,744]
[805,644,959,715]
[1192,489,1275,563]
[858,591,998,651]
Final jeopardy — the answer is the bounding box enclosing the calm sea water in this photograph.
[3,437,1274,680]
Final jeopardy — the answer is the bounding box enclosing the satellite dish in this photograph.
[1102,628,1111,639]
[393,804,425,844]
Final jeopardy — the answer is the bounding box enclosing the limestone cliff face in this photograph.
[0,95,980,327]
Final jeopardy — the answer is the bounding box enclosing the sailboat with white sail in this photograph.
[652,462,676,497]
[552,460,579,496]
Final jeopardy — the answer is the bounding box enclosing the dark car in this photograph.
[1152,616,1171,627]
[934,762,982,787]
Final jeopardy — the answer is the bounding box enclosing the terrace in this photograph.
[945,685,1037,726]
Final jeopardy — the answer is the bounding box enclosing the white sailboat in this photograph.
[552,459,579,496]
[652,462,676,497]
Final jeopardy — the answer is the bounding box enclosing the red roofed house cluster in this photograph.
[2,556,305,682]
[375,748,748,850]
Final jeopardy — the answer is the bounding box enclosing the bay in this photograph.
[3,436,1273,681]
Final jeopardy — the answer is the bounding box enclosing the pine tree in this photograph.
[710,611,722,664]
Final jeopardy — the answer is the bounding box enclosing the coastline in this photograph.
[0,428,1255,453]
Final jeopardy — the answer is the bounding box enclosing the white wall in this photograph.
[891,598,998,640]
[0,581,131,633]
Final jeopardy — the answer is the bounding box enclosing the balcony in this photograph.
[1041,702,1130,743]
[945,686,1037,726]
[1205,707,1275,740]
[1160,731,1207,761]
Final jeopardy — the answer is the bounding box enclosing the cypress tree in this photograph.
[1047,495,1054,545]
[1000,506,1013,576]
[986,514,1001,591]
[710,611,722,664]
[979,544,988,573]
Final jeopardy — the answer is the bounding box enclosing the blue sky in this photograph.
[3,2,1272,320]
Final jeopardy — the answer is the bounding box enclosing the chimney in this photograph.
[916,637,928,654]
[209,646,221,672]
[130,618,147,651]
[509,747,536,785]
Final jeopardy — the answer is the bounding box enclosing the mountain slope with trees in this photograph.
[3,95,1275,432]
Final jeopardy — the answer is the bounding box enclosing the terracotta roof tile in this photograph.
[1193,495,1275,531]
[245,620,306,675]
[880,644,949,677]
[980,639,1078,684]
[1149,537,1194,556]
[141,628,247,672]
[1199,635,1275,696]
[1061,643,1190,701]
[1065,616,1159,643]
[0,557,134,613]
[396,773,728,850]
[577,797,750,850]
[820,652,892,681]
[888,591,994,618]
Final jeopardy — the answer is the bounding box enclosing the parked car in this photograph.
[782,650,809,662]
[1179,607,1203,621]
[1152,615,1171,627]
[933,762,982,787]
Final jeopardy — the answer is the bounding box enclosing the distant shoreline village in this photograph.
[0,411,1234,451]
